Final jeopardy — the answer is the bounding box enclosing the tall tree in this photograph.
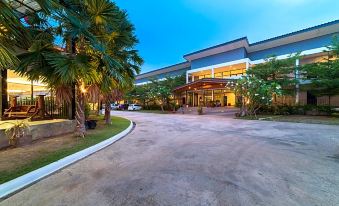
[235,76,282,117]
[246,54,299,99]
[126,74,185,111]
[10,0,142,136]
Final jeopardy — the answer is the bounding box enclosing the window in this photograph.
[214,73,222,78]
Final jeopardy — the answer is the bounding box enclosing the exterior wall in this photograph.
[191,48,247,69]
[135,67,189,84]
[0,120,75,149]
[317,95,339,106]
[275,93,339,107]
[248,34,336,60]
[275,95,297,106]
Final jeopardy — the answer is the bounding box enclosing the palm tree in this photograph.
[12,0,142,136]
[84,0,143,124]
[0,0,29,69]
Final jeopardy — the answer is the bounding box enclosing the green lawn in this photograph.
[237,115,339,125]
[0,116,130,184]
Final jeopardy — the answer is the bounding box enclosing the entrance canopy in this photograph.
[173,78,236,93]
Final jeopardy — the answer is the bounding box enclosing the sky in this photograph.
[114,0,339,73]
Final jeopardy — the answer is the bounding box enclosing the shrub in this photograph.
[259,104,334,116]
[197,106,203,115]
[85,103,91,120]
[2,120,30,146]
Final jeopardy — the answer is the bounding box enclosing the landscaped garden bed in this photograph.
[0,116,130,184]
[237,115,339,125]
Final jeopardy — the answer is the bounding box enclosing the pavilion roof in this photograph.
[6,0,41,18]
[173,78,236,93]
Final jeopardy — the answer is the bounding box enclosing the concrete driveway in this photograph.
[2,112,339,206]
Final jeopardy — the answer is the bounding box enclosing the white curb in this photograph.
[0,120,134,199]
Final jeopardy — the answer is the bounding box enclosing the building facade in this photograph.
[136,20,339,107]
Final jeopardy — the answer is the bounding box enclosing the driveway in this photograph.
[1,112,339,206]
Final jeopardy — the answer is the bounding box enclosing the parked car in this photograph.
[128,104,142,111]
[118,104,129,110]
[111,103,119,110]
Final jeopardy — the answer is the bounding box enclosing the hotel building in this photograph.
[135,20,339,107]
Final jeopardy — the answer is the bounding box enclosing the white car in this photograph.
[128,104,142,111]
[111,103,119,110]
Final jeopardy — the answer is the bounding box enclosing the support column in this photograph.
[186,71,189,83]
[211,68,214,78]
[10,96,17,107]
[246,61,250,69]
[31,80,34,104]
[295,59,300,105]
[203,90,205,106]
[0,69,8,119]
[185,90,188,106]
[37,95,46,118]
[212,90,214,101]
[192,92,195,107]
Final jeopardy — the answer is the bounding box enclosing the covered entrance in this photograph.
[173,78,237,107]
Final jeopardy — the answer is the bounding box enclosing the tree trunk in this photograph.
[97,99,101,116]
[160,103,164,112]
[104,100,111,125]
[329,95,331,107]
[240,97,247,116]
[75,85,86,137]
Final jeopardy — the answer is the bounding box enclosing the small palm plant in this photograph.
[1,120,30,146]
[197,106,203,115]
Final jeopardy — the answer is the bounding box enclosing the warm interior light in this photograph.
[7,78,47,86]
[80,85,87,93]
[7,89,26,93]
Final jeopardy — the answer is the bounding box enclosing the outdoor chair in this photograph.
[3,105,37,119]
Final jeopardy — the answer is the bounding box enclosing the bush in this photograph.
[197,106,203,115]
[85,103,91,120]
[257,104,334,116]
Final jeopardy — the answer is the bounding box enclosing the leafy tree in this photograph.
[126,74,185,111]
[235,76,282,117]
[125,84,154,107]
[149,80,172,112]
[301,36,339,106]
[246,54,299,98]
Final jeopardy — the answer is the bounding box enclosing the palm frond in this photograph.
[0,42,19,69]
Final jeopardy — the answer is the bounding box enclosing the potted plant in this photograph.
[197,105,203,115]
[1,120,30,146]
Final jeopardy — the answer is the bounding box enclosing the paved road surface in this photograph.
[2,111,339,206]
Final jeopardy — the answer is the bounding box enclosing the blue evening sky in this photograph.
[115,0,339,73]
